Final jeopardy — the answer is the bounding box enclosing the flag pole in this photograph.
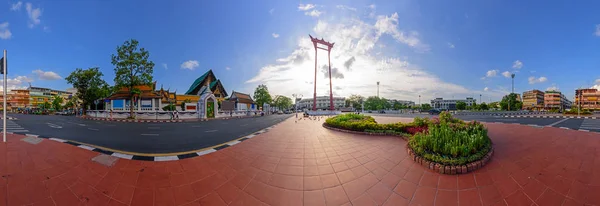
[3,50,7,142]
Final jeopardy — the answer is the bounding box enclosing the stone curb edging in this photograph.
[78,115,261,123]
[10,125,279,162]
[406,145,494,175]
[322,123,410,140]
[455,112,549,116]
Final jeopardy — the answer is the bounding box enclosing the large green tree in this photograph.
[500,93,522,111]
[479,102,489,110]
[253,84,272,109]
[421,103,432,111]
[52,95,63,111]
[345,94,365,110]
[111,39,155,117]
[272,95,293,111]
[65,67,110,114]
[456,101,467,110]
[363,96,390,110]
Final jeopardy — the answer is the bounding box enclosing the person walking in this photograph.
[175,110,179,120]
[110,109,113,120]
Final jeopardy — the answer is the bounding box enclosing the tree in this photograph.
[345,94,365,110]
[111,39,155,118]
[253,84,272,109]
[52,95,63,111]
[488,102,499,109]
[500,93,521,111]
[393,101,403,110]
[65,67,110,115]
[363,96,390,110]
[456,101,467,110]
[42,101,51,112]
[272,95,293,111]
[479,102,489,110]
[64,100,74,110]
[421,103,432,111]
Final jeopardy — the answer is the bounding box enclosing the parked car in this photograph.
[428,109,441,115]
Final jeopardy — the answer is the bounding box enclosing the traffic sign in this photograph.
[0,57,4,74]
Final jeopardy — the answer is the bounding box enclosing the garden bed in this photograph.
[323,112,493,174]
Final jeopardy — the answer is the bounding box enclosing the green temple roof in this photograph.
[185,70,213,95]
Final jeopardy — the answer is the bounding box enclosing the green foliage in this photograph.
[111,39,155,116]
[253,84,272,109]
[421,103,432,111]
[52,95,63,111]
[65,67,109,113]
[345,94,365,109]
[272,95,293,110]
[409,113,491,165]
[500,93,521,111]
[479,102,489,110]
[364,96,391,110]
[42,101,51,111]
[565,108,592,115]
[163,104,176,111]
[456,101,466,110]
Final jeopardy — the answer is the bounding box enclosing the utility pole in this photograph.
[509,73,515,111]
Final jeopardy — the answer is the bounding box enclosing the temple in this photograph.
[228,91,256,111]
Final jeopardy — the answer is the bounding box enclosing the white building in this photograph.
[387,99,415,107]
[431,97,476,110]
[297,96,345,110]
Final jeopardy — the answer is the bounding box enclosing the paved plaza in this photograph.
[0,116,600,205]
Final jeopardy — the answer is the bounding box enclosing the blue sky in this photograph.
[1,0,599,103]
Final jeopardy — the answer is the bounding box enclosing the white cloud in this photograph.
[447,43,455,48]
[374,13,429,52]
[502,71,512,78]
[486,70,498,77]
[368,4,377,18]
[245,13,482,103]
[180,60,199,70]
[512,60,523,69]
[546,85,559,91]
[11,1,22,11]
[0,76,32,91]
[480,77,486,80]
[0,22,12,40]
[484,87,489,92]
[591,79,600,90]
[528,76,547,84]
[25,3,42,28]
[595,24,600,37]
[336,5,357,11]
[305,10,322,17]
[32,69,61,80]
[269,8,275,14]
[298,4,315,11]
[162,63,168,70]
[226,67,231,71]
[272,33,280,38]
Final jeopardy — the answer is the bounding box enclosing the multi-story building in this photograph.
[522,90,545,110]
[544,90,572,110]
[431,97,476,110]
[575,88,600,110]
[387,99,415,107]
[297,96,346,110]
[28,86,72,108]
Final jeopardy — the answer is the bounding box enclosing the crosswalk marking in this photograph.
[580,119,600,130]
[0,120,29,133]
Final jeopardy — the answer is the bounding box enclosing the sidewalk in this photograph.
[0,117,599,205]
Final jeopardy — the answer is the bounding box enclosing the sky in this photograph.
[1,0,600,103]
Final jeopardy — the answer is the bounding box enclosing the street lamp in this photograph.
[509,73,515,111]
[377,81,380,98]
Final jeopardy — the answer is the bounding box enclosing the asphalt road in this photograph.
[367,113,600,133]
[8,113,293,154]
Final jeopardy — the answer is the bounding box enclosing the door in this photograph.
[207,101,215,118]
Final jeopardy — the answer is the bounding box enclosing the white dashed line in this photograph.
[140,134,159,136]
[87,128,99,131]
[205,130,218,133]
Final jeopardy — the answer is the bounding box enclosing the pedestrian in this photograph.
[175,110,179,119]
[110,109,113,120]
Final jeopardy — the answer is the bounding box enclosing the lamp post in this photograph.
[377,81,380,98]
[509,73,515,111]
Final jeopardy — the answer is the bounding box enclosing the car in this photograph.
[428,109,441,115]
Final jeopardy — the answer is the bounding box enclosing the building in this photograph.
[522,90,545,110]
[297,96,345,110]
[29,86,73,109]
[431,97,476,110]
[387,99,415,107]
[0,89,30,111]
[184,69,228,102]
[106,83,163,111]
[227,91,256,111]
[544,90,572,110]
[575,88,600,110]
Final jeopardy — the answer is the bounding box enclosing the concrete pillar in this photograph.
[110,100,113,110]
[137,99,141,111]
[151,98,155,110]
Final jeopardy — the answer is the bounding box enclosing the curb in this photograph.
[78,115,262,123]
[407,145,494,175]
[455,112,550,116]
[321,123,410,140]
[13,124,280,162]
[503,115,597,119]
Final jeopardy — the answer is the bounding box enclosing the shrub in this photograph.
[409,118,491,165]
[565,108,592,115]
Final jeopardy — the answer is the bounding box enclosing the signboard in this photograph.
[141,100,152,107]
[0,57,5,74]
[221,101,235,111]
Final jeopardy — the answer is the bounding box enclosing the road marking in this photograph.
[77,124,86,126]
[241,124,248,126]
[148,127,160,129]
[47,123,62,129]
[205,130,218,133]
[547,118,570,127]
[191,125,203,128]
[140,134,159,136]
[87,128,99,131]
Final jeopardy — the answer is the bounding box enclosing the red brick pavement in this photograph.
[1,118,600,205]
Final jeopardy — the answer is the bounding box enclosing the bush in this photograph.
[565,108,592,115]
[408,112,491,165]
[325,113,422,134]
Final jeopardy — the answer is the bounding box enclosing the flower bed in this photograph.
[323,112,493,174]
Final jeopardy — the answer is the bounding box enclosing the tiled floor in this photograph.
[1,117,600,206]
